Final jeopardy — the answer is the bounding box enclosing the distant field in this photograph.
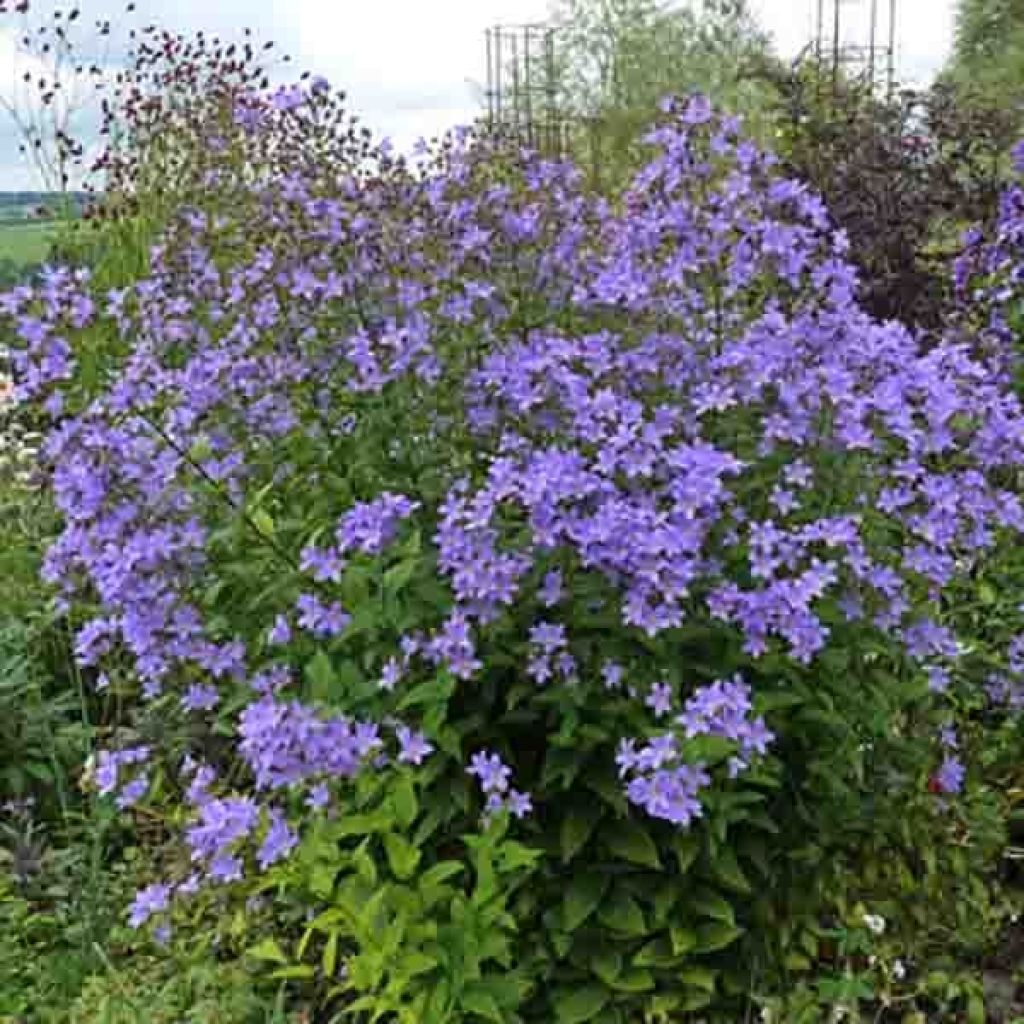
[0,220,56,266]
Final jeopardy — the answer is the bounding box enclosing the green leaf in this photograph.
[597,888,646,936]
[246,938,289,964]
[967,993,985,1024]
[590,950,622,984]
[633,938,677,968]
[606,968,655,992]
[563,871,610,932]
[693,922,744,953]
[711,846,752,894]
[309,862,338,899]
[391,776,418,828]
[672,833,700,874]
[322,931,339,978]
[188,437,213,461]
[384,556,419,595]
[419,861,465,890]
[553,984,609,1024]
[398,673,456,710]
[251,508,275,536]
[383,833,421,880]
[305,650,334,703]
[399,951,439,978]
[462,988,503,1023]
[560,802,602,863]
[353,842,378,887]
[269,965,316,981]
[679,966,717,992]
[603,818,660,869]
[678,990,712,1012]
[670,925,697,956]
[690,888,736,925]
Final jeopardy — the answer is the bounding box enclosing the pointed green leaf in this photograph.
[603,818,660,869]
[553,984,609,1024]
[305,650,334,703]
[269,965,316,980]
[679,966,717,992]
[391,776,418,828]
[633,937,678,968]
[383,833,421,880]
[590,950,622,984]
[711,846,752,894]
[560,802,602,863]
[597,888,646,936]
[673,833,700,874]
[563,870,609,932]
[322,931,339,978]
[693,922,744,953]
[670,926,698,955]
[690,888,736,925]
[246,937,289,964]
[462,988,503,1023]
[607,968,655,992]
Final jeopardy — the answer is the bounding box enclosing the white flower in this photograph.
[862,912,886,935]
[891,959,906,980]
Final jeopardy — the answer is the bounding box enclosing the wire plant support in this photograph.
[811,0,899,100]
[484,22,572,158]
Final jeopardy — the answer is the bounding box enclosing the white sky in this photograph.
[1,0,958,189]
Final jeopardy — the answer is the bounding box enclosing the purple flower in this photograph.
[538,569,564,606]
[181,683,220,713]
[336,493,418,555]
[506,790,533,818]
[300,544,346,583]
[468,751,511,794]
[602,661,625,690]
[209,853,244,883]
[380,657,403,692]
[271,85,305,112]
[926,665,951,693]
[682,94,713,124]
[268,615,292,646]
[395,725,433,765]
[307,783,330,810]
[117,775,150,809]
[257,810,297,869]
[128,883,171,929]
[95,746,150,806]
[646,681,674,718]
[295,594,350,638]
[934,755,965,795]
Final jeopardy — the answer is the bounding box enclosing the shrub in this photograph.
[762,61,1015,331]
[6,20,1024,1022]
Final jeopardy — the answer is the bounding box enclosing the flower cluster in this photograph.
[468,751,532,821]
[92,745,151,809]
[616,675,772,825]
[5,82,1023,934]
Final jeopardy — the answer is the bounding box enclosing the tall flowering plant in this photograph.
[5,63,1024,1018]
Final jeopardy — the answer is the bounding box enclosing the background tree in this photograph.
[943,0,1024,123]
[548,0,782,188]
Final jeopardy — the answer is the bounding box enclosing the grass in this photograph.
[0,219,57,267]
